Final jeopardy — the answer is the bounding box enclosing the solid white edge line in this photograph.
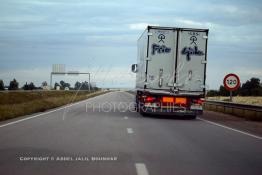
[127,128,134,134]
[0,93,107,128]
[135,163,149,175]
[198,117,262,140]
[0,110,58,128]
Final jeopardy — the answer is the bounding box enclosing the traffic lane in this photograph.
[85,91,262,175]
[0,92,136,175]
[0,91,133,151]
[123,116,262,175]
[92,92,262,175]
[123,94,262,175]
[1,91,262,175]
[0,160,136,175]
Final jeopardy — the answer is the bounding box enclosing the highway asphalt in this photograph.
[0,91,262,175]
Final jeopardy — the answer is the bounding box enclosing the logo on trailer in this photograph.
[181,46,204,61]
[152,44,171,55]
[158,34,165,43]
[190,36,197,45]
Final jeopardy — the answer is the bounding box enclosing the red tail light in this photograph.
[193,99,204,104]
[145,97,155,102]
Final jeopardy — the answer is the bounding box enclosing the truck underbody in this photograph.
[135,89,204,118]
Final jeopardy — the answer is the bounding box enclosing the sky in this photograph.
[0,0,262,89]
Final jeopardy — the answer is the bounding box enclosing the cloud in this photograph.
[0,15,46,23]
[175,18,212,28]
[231,67,262,79]
[176,19,203,26]
[129,23,159,30]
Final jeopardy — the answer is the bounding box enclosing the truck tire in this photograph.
[139,107,148,117]
[188,115,197,120]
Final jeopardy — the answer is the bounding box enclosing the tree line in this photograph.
[207,77,262,96]
[0,79,99,91]
[1,77,261,95]
[54,80,99,91]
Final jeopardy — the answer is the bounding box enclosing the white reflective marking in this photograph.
[127,128,134,134]
[124,116,128,119]
[135,163,149,175]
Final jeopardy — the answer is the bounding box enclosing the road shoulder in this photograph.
[200,110,262,137]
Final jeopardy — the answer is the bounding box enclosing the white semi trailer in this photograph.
[131,26,208,118]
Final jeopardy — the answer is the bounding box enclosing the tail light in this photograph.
[175,97,187,104]
[162,97,174,103]
[145,96,155,102]
[193,98,204,104]
[162,97,187,106]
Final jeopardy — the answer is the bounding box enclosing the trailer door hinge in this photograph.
[201,60,207,64]
[147,32,153,36]
[201,84,207,88]
[146,56,151,61]
[167,83,174,87]
[174,83,183,87]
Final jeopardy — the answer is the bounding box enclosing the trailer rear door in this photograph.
[176,30,208,92]
[146,28,177,90]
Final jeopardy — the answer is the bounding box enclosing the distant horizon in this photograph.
[1,76,261,91]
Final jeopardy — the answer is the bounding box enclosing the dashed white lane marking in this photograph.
[198,117,262,140]
[127,128,134,134]
[124,116,128,119]
[135,163,149,175]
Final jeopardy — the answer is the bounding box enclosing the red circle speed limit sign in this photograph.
[223,73,240,91]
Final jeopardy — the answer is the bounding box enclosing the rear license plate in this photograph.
[190,105,203,110]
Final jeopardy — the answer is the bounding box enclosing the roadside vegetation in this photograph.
[207,96,262,106]
[207,77,262,97]
[0,78,99,91]
[207,77,262,106]
[0,90,108,121]
[0,78,106,121]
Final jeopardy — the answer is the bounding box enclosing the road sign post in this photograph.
[223,73,240,102]
[50,64,91,91]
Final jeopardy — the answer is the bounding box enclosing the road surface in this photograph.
[0,91,262,175]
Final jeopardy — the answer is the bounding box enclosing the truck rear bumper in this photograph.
[138,106,203,116]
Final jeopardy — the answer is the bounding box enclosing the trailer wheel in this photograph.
[139,107,148,117]
[134,104,139,112]
[188,115,197,120]
[139,111,149,117]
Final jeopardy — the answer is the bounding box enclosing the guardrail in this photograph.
[204,100,262,121]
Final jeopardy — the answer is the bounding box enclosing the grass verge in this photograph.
[0,90,109,121]
[207,96,262,106]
